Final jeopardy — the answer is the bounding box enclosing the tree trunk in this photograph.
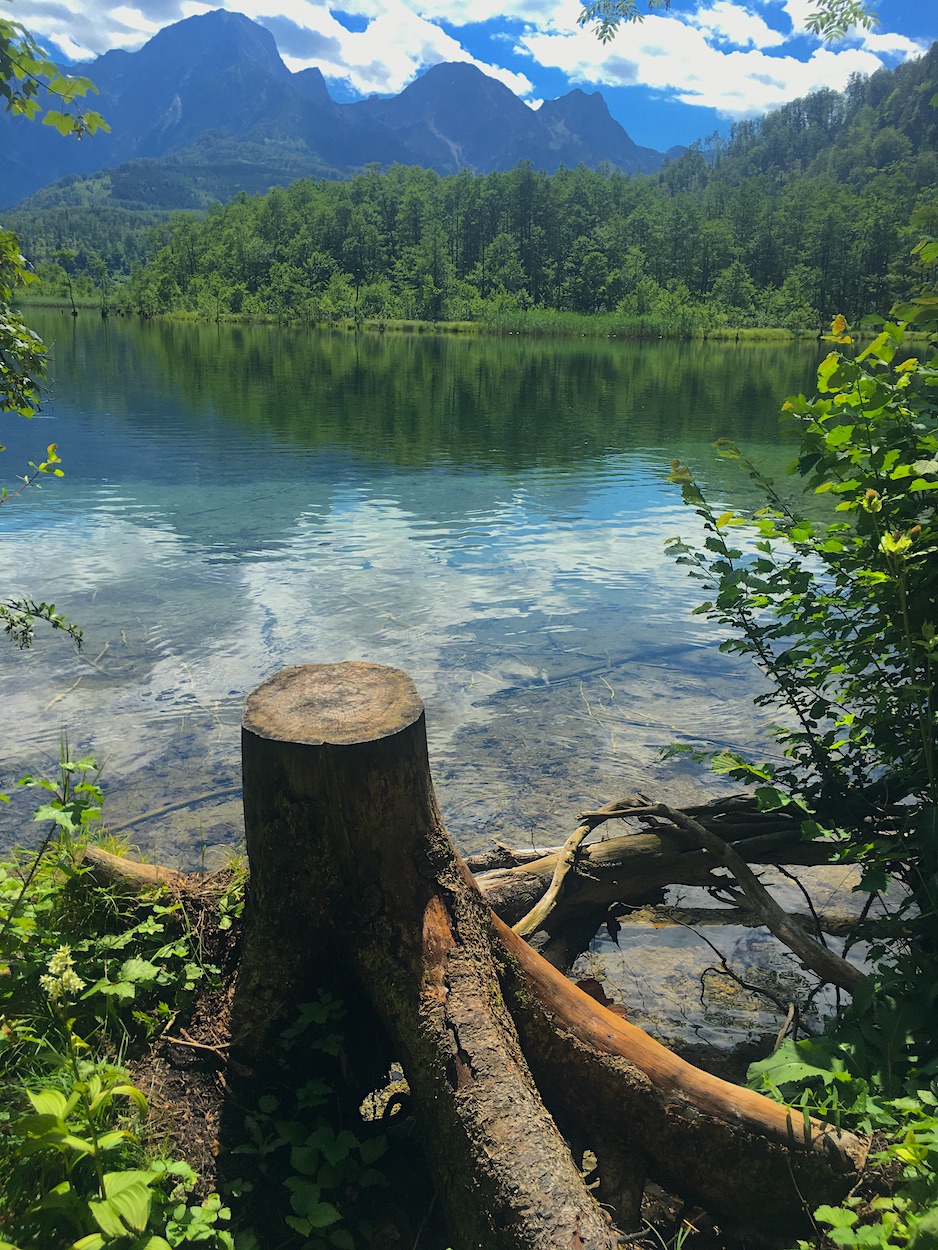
[229,662,867,1248]
[231,662,620,1250]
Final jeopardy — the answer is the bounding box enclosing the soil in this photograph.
[129,870,239,1200]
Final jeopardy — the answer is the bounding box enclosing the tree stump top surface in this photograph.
[242,662,425,746]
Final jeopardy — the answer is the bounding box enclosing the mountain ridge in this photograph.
[0,9,672,210]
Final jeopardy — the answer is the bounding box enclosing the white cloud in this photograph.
[12,0,935,124]
[269,2,535,95]
[688,1,786,48]
[517,13,895,118]
[854,27,930,57]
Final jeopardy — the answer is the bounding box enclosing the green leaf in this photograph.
[119,957,160,984]
[290,1145,322,1176]
[27,1088,70,1119]
[109,1084,148,1115]
[748,1040,838,1090]
[359,1136,387,1165]
[88,1171,156,1237]
[815,1205,859,1229]
[285,1177,322,1217]
[307,1202,341,1229]
[754,785,790,812]
[908,1204,938,1249]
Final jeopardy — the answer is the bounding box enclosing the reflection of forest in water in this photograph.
[38,311,821,475]
[4,317,826,868]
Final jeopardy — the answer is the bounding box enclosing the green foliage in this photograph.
[0,12,107,138]
[0,228,45,416]
[108,145,927,331]
[747,1043,938,1250]
[227,995,389,1250]
[0,763,232,1250]
[667,316,938,908]
[803,0,878,43]
[0,599,81,649]
[577,0,673,44]
[0,10,108,649]
[578,0,878,45]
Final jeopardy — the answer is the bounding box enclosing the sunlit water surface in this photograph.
[3,313,846,1046]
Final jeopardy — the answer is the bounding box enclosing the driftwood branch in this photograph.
[634,803,865,996]
[79,844,186,892]
[512,799,628,937]
[477,825,836,931]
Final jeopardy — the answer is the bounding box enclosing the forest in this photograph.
[12,41,938,334]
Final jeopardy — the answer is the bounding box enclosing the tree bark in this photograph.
[231,662,620,1250]
[494,915,866,1236]
[229,662,867,1247]
[477,826,836,929]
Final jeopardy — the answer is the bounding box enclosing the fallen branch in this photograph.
[632,803,865,997]
[512,799,628,937]
[79,844,186,892]
[477,825,836,932]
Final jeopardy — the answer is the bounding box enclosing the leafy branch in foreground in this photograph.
[666,289,938,1241]
[0,599,82,649]
[0,12,107,138]
[0,12,108,650]
[577,0,672,43]
[667,314,938,899]
[578,0,877,44]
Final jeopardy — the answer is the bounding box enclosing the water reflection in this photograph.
[2,314,824,875]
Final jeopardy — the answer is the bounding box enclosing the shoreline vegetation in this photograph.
[20,297,938,344]
[10,48,936,349]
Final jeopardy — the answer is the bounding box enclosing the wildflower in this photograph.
[879,531,913,558]
[862,489,883,513]
[40,945,85,1002]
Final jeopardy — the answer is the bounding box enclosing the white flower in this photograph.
[41,946,85,1002]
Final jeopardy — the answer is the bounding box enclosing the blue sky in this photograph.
[18,0,937,152]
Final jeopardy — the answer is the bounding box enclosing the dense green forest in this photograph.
[15,41,938,332]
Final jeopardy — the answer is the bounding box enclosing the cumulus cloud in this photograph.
[517,10,896,118]
[257,13,343,59]
[257,1,535,95]
[11,0,934,121]
[687,1,786,49]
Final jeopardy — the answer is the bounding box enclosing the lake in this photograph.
[2,312,825,874]
[8,312,870,1047]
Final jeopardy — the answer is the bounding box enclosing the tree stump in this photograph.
[232,662,620,1250]
[230,662,867,1248]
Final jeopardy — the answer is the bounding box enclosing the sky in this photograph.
[15,0,938,152]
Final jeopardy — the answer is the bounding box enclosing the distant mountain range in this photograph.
[0,9,680,212]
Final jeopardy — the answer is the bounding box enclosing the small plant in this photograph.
[226,996,389,1250]
[0,764,233,1250]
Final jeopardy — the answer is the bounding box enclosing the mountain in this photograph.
[538,88,665,174]
[0,9,670,210]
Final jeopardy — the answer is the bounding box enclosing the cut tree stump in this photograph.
[223,662,866,1249]
[232,662,621,1250]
